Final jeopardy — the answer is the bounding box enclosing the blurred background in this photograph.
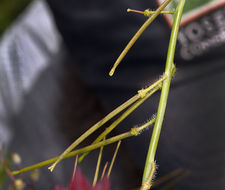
[0,0,31,35]
[1,0,225,190]
[0,0,143,189]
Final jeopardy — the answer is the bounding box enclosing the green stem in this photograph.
[92,139,104,187]
[79,85,160,162]
[48,93,140,172]
[107,141,121,177]
[142,0,185,184]
[49,72,167,171]
[140,162,156,190]
[12,118,155,176]
[109,0,174,76]
[127,9,175,17]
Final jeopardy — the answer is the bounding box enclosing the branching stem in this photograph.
[12,118,156,175]
[109,0,174,76]
[142,0,185,186]
[49,71,167,171]
[48,93,139,171]
[79,84,161,162]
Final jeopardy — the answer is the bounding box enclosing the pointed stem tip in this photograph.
[127,8,145,15]
[109,69,115,76]
[48,165,54,172]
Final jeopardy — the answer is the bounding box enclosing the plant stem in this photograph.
[101,162,108,180]
[12,118,156,176]
[107,141,121,177]
[109,0,174,76]
[93,140,104,187]
[49,71,167,171]
[72,156,78,179]
[140,162,156,190]
[79,86,160,162]
[142,0,186,185]
[48,93,139,172]
[127,9,175,16]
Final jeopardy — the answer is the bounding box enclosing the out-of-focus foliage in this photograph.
[0,162,7,188]
[0,154,12,188]
[170,0,214,14]
[0,0,31,35]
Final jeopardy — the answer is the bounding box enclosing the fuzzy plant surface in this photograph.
[12,0,186,189]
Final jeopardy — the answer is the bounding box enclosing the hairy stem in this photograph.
[12,118,156,175]
[79,85,160,162]
[142,0,185,185]
[127,9,175,16]
[48,93,140,172]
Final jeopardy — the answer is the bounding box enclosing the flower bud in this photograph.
[15,179,25,190]
[30,169,40,182]
[12,153,21,165]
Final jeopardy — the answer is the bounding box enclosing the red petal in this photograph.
[68,167,92,190]
[93,177,110,190]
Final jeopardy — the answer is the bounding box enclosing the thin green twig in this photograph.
[127,9,175,16]
[79,75,168,162]
[48,93,139,172]
[79,85,161,162]
[107,141,121,177]
[49,72,166,171]
[100,162,108,180]
[109,0,173,76]
[93,139,104,187]
[142,0,186,186]
[12,118,156,176]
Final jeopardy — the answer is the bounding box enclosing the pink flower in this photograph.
[55,167,110,190]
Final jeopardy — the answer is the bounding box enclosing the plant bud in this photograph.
[12,153,21,165]
[15,179,25,190]
[30,169,40,182]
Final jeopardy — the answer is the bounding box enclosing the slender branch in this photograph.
[109,0,173,76]
[107,141,121,177]
[127,9,175,16]
[49,72,166,171]
[48,93,140,172]
[142,0,186,185]
[79,75,169,162]
[12,118,156,176]
[93,138,104,187]
[79,85,160,162]
[101,162,108,180]
[72,156,78,179]
[138,75,167,98]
